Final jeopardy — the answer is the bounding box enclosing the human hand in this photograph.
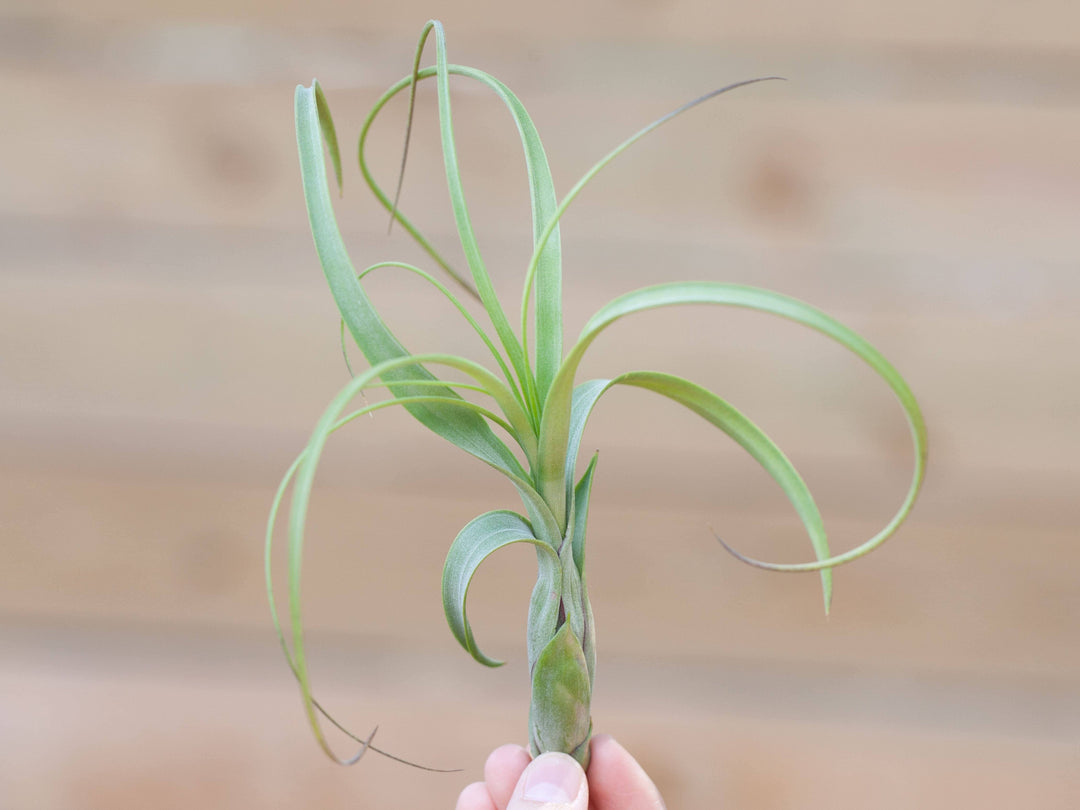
[455,734,665,810]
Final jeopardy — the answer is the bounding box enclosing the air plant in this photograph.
[266,20,927,771]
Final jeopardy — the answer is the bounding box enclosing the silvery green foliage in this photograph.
[266,20,927,768]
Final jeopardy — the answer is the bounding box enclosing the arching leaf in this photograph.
[442,510,561,666]
[297,81,526,474]
[539,282,926,573]
[360,63,563,409]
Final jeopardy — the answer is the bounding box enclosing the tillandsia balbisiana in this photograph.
[266,20,927,770]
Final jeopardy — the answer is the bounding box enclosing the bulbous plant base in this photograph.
[528,623,594,768]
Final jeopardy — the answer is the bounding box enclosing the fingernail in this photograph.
[520,753,585,804]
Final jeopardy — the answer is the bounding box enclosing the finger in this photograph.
[586,735,666,810]
[484,744,532,810]
[506,752,588,810]
[456,781,498,810]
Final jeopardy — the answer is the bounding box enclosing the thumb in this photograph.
[506,752,588,810]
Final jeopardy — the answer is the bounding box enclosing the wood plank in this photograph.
[3,66,1080,263]
[3,467,1077,683]
[2,258,1077,482]
[2,13,1078,810]
[2,626,1077,809]
[7,18,1080,106]
[8,1,1080,50]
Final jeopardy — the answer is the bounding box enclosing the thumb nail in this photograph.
[508,752,587,809]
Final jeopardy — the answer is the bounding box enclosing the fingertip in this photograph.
[507,752,588,810]
[485,743,532,774]
[456,780,498,810]
[589,733,616,754]
[484,743,531,809]
[587,733,627,772]
[589,733,636,767]
[587,734,666,810]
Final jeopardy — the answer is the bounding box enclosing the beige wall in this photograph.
[1,2,1078,808]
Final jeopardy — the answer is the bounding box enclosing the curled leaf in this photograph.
[442,510,561,667]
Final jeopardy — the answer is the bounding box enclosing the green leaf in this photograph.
[568,453,599,577]
[269,388,512,763]
[416,21,537,413]
[296,353,560,542]
[442,510,561,667]
[313,80,342,193]
[274,355,564,761]
[519,77,781,378]
[529,623,592,765]
[296,82,528,473]
[562,380,611,510]
[360,62,564,410]
[522,80,783,528]
[354,260,525,422]
[526,545,564,668]
[540,281,926,576]
[358,72,477,301]
[266,441,457,771]
[567,455,598,681]
[559,374,833,608]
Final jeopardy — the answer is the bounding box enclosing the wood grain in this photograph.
[2,625,1077,809]
[9,1,1080,49]
[2,6,1077,808]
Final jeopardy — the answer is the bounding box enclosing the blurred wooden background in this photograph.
[2,1,1078,807]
